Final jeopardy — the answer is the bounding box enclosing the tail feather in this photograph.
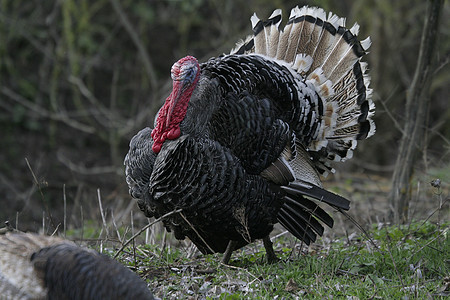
[282,201,324,236]
[281,181,350,210]
[284,195,334,228]
[251,9,282,56]
[309,19,345,73]
[266,9,283,57]
[278,208,316,244]
[275,19,292,61]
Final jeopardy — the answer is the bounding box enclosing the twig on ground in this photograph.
[416,198,449,229]
[384,228,406,287]
[80,205,84,241]
[113,209,182,259]
[16,212,19,232]
[220,262,260,282]
[111,210,122,243]
[63,184,67,238]
[409,227,448,258]
[97,188,110,238]
[340,209,380,250]
[50,224,61,237]
[25,158,56,231]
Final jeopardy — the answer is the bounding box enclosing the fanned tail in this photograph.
[231,6,375,163]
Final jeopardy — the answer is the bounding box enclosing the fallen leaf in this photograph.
[285,278,299,292]
[435,276,450,296]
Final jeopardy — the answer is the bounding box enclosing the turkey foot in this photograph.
[263,236,279,263]
[221,240,238,264]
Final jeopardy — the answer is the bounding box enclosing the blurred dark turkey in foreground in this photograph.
[0,231,154,300]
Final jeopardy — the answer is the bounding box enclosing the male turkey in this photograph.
[0,232,154,299]
[125,5,375,263]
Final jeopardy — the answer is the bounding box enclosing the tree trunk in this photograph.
[388,0,444,223]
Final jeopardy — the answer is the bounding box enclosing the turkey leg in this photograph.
[221,240,238,264]
[263,236,279,263]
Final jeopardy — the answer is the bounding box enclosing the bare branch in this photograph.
[109,0,158,93]
[2,87,96,134]
[57,151,119,175]
[68,76,117,124]
[374,90,405,135]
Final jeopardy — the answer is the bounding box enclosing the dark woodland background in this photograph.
[0,0,448,232]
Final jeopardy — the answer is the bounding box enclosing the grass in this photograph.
[109,220,449,299]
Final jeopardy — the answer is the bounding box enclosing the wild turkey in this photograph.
[125,5,375,263]
[0,231,154,299]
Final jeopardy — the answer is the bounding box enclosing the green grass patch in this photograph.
[112,220,449,299]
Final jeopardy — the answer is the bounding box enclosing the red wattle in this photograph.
[167,127,181,140]
[152,142,162,153]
